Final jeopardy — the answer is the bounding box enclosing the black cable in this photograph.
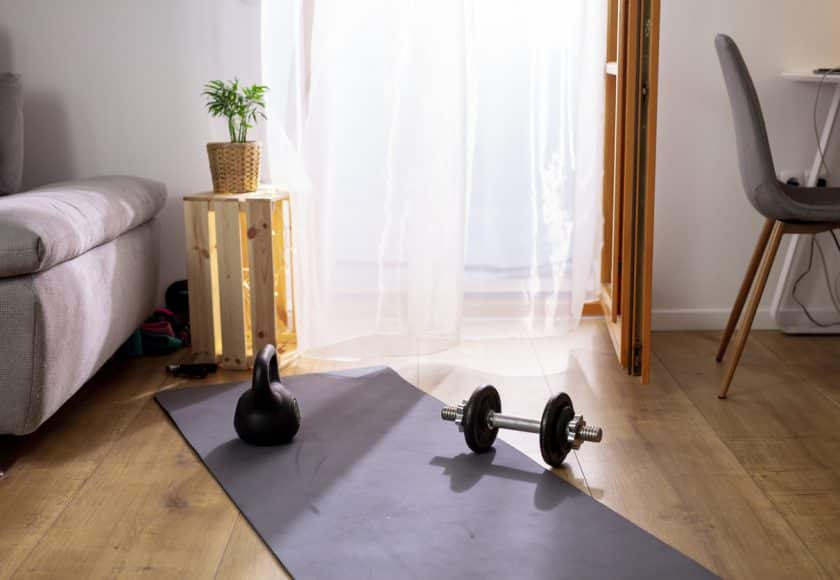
[794,73,840,327]
[791,232,840,327]
[830,228,840,254]
[829,229,840,301]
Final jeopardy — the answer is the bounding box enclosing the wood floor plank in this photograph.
[14,459,238,579]
[753,331,840,370]
[779,360,840,410]
[653,332,840,441]
[214,516,291,580]
[753,331,840,410]
[101,361,260,468]
[532,319,617,375]
[769,513,840,577]
[726,436,840,577]
[101,397,198,467]
[548,349,827,579]
[654,330,840,578]
[727,437,840,474]
[0,468,87,580]
[0,357,177,579]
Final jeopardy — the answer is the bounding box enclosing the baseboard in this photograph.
[652,307,840,332]
[651,309,777,331]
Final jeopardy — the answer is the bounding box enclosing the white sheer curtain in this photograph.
[463,1,605,339]
[263,0,606,357]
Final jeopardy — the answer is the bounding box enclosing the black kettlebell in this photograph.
[233,344,301,445]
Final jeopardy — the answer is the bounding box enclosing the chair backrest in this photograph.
[715,34,778,208]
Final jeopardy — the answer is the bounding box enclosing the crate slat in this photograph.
[246,198,278,358]
[214,199,249,369]
[183,200,219,361]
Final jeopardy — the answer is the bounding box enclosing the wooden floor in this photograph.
[2,321,840,579]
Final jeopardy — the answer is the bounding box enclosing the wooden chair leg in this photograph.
[716,218,775,362]
[719,221,785,398]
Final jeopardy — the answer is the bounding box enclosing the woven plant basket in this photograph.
[207,141,262,193]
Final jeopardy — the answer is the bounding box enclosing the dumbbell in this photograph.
[440,385,603,467]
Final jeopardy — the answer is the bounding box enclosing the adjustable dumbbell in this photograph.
[440,385,603,467]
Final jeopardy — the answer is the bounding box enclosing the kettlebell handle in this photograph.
[252,344,281,398]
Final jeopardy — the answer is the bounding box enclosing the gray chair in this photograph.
[715,34,840,398]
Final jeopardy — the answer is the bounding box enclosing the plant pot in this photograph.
[206,141,262,194]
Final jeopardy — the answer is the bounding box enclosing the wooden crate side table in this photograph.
[183,187,296,369]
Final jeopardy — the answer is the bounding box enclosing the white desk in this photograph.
[770,72,840,333]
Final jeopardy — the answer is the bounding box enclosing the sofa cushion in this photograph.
[0,175,166,278]
[0,73,23,195]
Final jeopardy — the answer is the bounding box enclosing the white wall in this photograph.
[6,1,840,329]
[0,0,263,299]
[654,0,840,330]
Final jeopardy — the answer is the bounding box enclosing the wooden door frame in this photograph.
[635,0,659,383]
[594,0,660,383]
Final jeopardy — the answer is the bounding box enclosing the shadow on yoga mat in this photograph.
[156,366,717,579]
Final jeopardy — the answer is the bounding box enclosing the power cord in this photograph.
[791,230,840,327]
[790,70,840,328]
[816,232,840,314]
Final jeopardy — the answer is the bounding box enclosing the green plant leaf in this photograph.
[203,79,270,142]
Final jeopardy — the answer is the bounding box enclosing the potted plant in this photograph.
[203,79,268,193]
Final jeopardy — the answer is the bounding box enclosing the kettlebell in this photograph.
[233,344,301,445]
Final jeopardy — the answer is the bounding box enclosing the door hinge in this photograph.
[632,340,643,375]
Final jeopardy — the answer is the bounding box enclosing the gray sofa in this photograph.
[0,74,165,434]
[0,178,165,434]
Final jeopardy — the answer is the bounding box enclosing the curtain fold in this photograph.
[262,0,606,357]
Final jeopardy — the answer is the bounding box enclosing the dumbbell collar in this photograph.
[453,399,468,432]
[566,414,603,449]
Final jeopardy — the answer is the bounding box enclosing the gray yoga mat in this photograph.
[156,366,716,579]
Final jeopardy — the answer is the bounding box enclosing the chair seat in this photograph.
[783,182,840,213]
[0,175,165,278]
[749,180,840,224]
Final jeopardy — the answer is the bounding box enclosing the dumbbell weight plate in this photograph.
[463,385,502,454]
[539,392,575,467]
